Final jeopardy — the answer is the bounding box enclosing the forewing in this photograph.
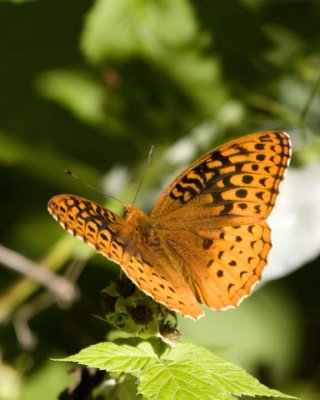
[48,195,131,265]
[152,132,291,226]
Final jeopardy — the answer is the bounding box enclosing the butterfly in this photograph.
[48,131,291,320]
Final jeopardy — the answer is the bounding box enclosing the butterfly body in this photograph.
[48,131,291,319]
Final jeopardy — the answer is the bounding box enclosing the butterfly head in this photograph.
[124,204,158,243]
[124,204,145,221]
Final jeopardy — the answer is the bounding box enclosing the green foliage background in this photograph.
[0,0,320,399]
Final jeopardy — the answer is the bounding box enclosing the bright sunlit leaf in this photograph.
[56,340,296,400]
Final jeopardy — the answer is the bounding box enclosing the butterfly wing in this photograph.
[152,131,291,227]
[48,195,131,265]
[48,195,203,319]
[150,131,291,314]
[122,246,203,319]
[163,222,271,310]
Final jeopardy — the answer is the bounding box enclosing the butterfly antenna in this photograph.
[133,145,154,205]
[65,169,124,206]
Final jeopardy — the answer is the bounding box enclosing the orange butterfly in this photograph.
[48,132,291,320]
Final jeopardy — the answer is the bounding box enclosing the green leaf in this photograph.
[81,0,197,63]
[56,339,296,400]
[81,0,227,114]
[56,340,158,376]
[161,342,296,398]
[139,362,226,400]
[35,69,106,126]
[35,68,126,135]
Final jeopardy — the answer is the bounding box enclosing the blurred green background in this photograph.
[0,0,320,399]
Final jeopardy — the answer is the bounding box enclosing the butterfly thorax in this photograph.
[124,204,159,245]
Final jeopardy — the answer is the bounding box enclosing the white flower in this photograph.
[264,163,320,281]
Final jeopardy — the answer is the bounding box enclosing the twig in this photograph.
[0,244,78,304]
[13,291,54,349]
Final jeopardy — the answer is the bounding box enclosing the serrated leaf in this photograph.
[139,362,226,400]
[54,339,296,400]
[55,340,158,375]
[161,342,296,399]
